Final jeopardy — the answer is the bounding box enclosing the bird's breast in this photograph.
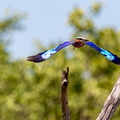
[72,42,85,48]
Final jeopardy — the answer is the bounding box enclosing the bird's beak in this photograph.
[83,39,89,43]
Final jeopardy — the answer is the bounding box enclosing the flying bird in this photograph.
[85,41,120,65]
[27,37,88,62]
[27,36,120,65]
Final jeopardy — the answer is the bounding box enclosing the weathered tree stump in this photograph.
[96,77,120,120]
[60,67,70,120]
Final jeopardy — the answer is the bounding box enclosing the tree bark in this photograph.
[96,76,120,120]
[60,67,70,120]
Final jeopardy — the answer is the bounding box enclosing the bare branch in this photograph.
[96,76,120,120]
[61,67,70,120]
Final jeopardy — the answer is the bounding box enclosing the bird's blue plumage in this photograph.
[53,41,74,52]
[27,41,73,62]
[85,41,120,65]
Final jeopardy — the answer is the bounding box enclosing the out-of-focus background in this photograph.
[0,0,120,120]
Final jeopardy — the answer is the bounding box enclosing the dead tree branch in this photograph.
[61,67,70,120]
[96,76,120,120]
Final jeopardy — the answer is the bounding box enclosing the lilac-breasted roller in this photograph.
[27,36,120,65]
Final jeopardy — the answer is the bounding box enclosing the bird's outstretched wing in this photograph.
[85,41,120,65]
[27,41,74,62]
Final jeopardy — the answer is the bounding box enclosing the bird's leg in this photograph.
[73,47,75,50]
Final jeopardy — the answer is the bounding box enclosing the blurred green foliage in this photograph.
[1,3,120,120]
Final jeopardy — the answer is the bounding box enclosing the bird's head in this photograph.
[74,37,89,43]
[72,37,89,48]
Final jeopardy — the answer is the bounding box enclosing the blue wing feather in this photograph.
[53,41,74,52]
[27,41,73,62]
[85,41,120,65]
